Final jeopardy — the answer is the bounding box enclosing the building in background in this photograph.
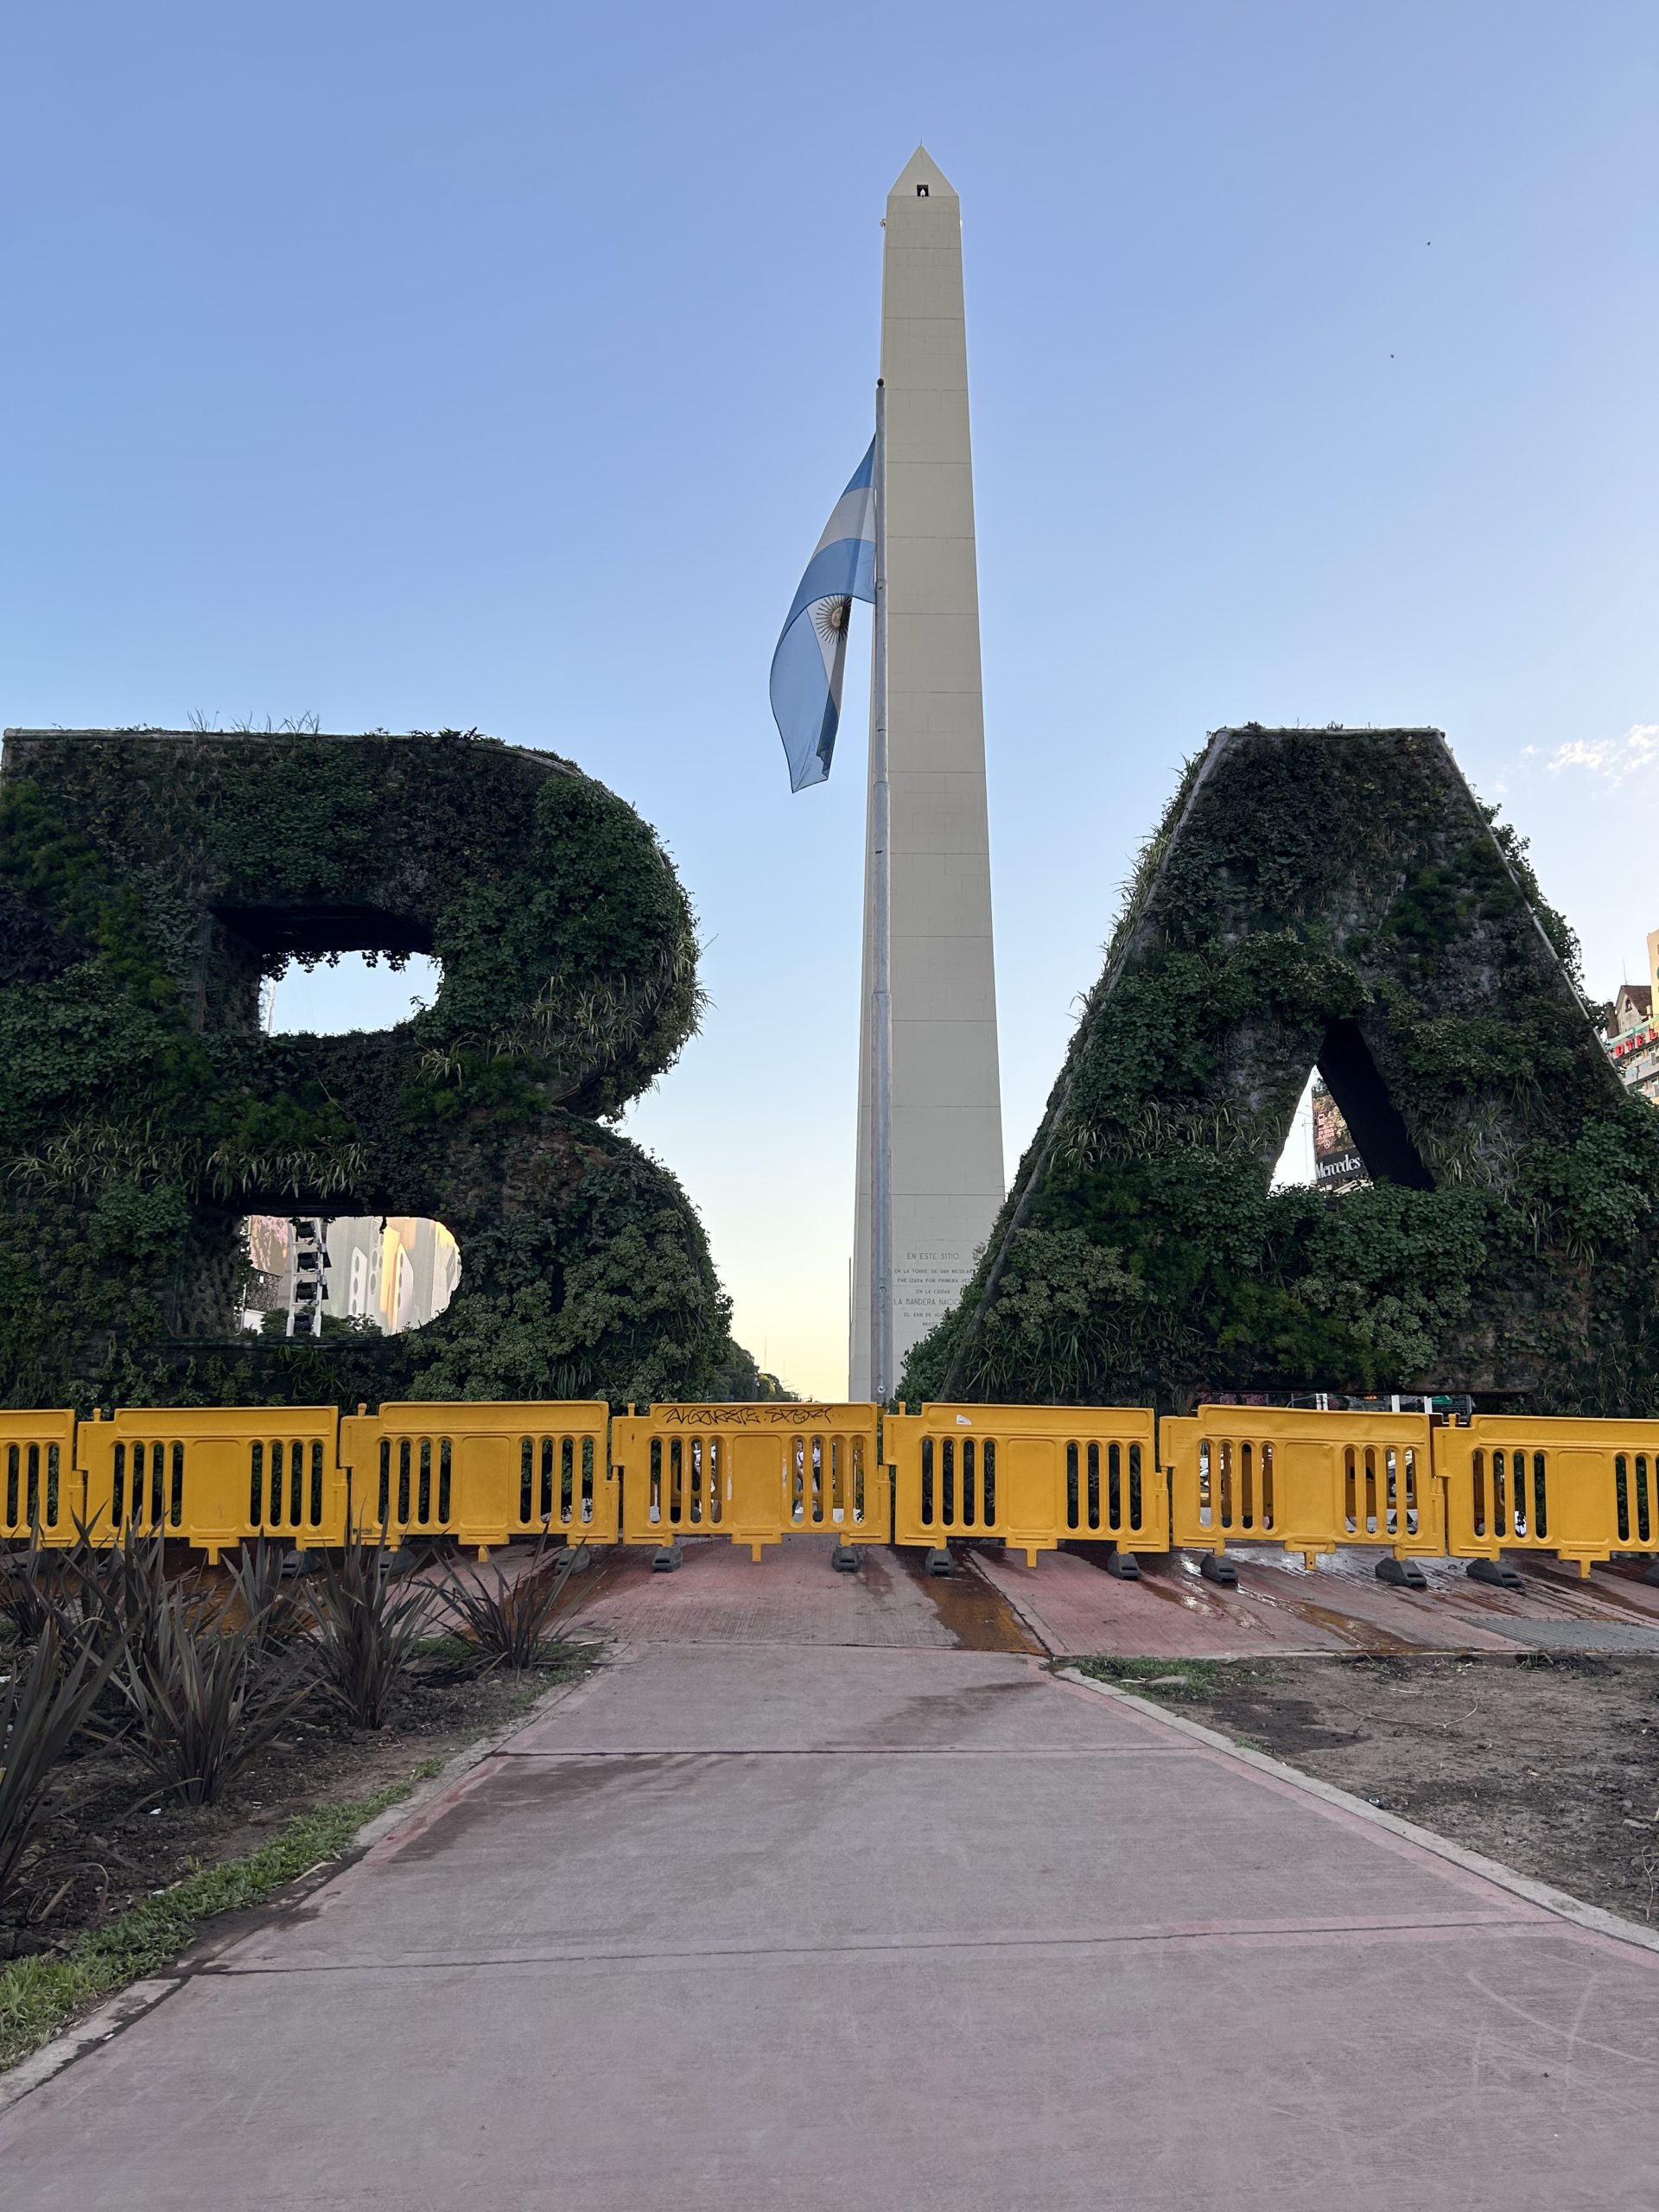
[348,1216,461,1333]
[240,1215,460,1333]
[1605,938,1659,1104]
[1606,1011,1659,1102]
[241,1216,292,1326]
[1610,986,1659,1106]
[1312,1077,1369,1192]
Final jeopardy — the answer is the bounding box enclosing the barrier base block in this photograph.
[925,1547,953,1578]
[562,1542,594,1573]
[652,1542,683,1573]
[1376,1556,1428,1592]
[1198,1552,1238,1587]
[1647,1558,1659,1587]
[830,1543,861,1573]
[1466,1556,1524,1590]
[1105,1549,1141,1580]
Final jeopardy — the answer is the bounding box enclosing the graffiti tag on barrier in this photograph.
[654,1404,868,1430]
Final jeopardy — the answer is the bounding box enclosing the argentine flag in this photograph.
[769,442,875,791]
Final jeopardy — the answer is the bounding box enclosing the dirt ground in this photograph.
[1,1637,597,1964]
[1078,1651,1659,1927]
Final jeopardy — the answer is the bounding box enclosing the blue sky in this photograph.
[3,3,1656,1395]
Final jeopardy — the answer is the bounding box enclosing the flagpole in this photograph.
[871,378,893,1403]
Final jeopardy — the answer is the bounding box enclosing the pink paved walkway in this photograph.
[460,1533,1659,1661]
[561,1531,982,1648]
[5,1643,1656,2209]
[967,1542,1659,1657]
[974,1547,1349,1656]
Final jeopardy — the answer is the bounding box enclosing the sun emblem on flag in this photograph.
[812,596,852,651]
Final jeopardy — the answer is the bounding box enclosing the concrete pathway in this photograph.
[4,1629,1657,2207]
[563,1530,1033,1650]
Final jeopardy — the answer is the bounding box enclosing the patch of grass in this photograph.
[1068,1655,1235,1700]
[408,1632,600,1674]
[1512,1649,1615,1676]
[408,1633,480,1662]
[0,1757,443,2075]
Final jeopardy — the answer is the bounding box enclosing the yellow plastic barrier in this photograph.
[613,1402,887,1558]
[1435,1415,1659,1577]
[339,1402,613,1554]
[890,1403,1162,1567]
[1,1410,80,1544]
[20,1397,1659,1580]
[78,1406,346,1562]
[1164,1406,1441,1564]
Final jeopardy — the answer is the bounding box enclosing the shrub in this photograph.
[69,1527,200,1683]
[225,1539,313,1651]
[0,1623,124,1910]
[118,1584,312,1808]
[435,1537,585,1669]
[0,1537,63,1645]
[307,1541,429,1729]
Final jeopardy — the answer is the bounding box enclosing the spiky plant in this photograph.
[0,1536,64,1645]
[118,1585,312,1808]
[225,1539,313,1651]
[306,1540,430,1730]
[0,1623,125,1910]
[435,1537,586,1669]
[70,1526,206,1683]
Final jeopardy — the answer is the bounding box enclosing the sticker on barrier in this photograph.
[77,1406,346,1562]
[1434,1414,1659,1577]
[1,1410,80,1544]
[889,1404,1161,1567]
[340,1402,613,1554]
[613,1402,887,1558]
[1163,1407,1441,1563]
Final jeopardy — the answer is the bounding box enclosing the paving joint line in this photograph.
[202,1911,1545,1978]
[564,1637,972,1652]
[492,1744,1198,1758]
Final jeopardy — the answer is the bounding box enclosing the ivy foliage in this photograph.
[905,727,1659,1414]
[0,727,747,1409]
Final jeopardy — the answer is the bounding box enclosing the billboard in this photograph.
[1312,1080,1368,1192]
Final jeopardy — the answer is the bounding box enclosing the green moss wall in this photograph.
[0,728,741,1410]
[906,727,1659,1415]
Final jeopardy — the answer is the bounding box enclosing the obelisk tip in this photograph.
[888,145,956,201]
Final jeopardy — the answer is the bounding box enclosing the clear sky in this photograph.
[3,3,1655,1397]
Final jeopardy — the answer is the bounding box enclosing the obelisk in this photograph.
[850,148,1005,1398]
